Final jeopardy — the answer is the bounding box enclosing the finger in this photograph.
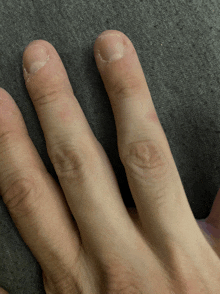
[93,30,207,255]
[22,40,150,263]
[0,287,8,294]
[0,88,81,278]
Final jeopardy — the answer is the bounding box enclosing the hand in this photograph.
[1,29,220,294]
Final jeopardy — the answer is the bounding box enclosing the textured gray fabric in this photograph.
[0,0,220,293]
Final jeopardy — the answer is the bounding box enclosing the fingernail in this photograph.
[97,33,126,62]
[23,44,50,76]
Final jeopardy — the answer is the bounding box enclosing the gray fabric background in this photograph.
[1,0,220,293]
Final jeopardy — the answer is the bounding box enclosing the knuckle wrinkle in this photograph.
[122,140,169,180]
[3,176,41,217]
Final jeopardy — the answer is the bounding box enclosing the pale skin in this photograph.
[0,30,220,293]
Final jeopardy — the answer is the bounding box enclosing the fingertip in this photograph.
[94,30,123,50]
[0,88,17,109]
[96,29,124,40]
[0,87,10,98]
[23,39,50,53]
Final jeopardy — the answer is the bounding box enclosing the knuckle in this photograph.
[43,271,83,294]
[33,89,60,106]
[3,174,42,218]
[49,141,98,183]
[120,139,169,182]
[111,74,143,99]
[102,255,144,294]
[42,246,84,294]
[33,86,67,106]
